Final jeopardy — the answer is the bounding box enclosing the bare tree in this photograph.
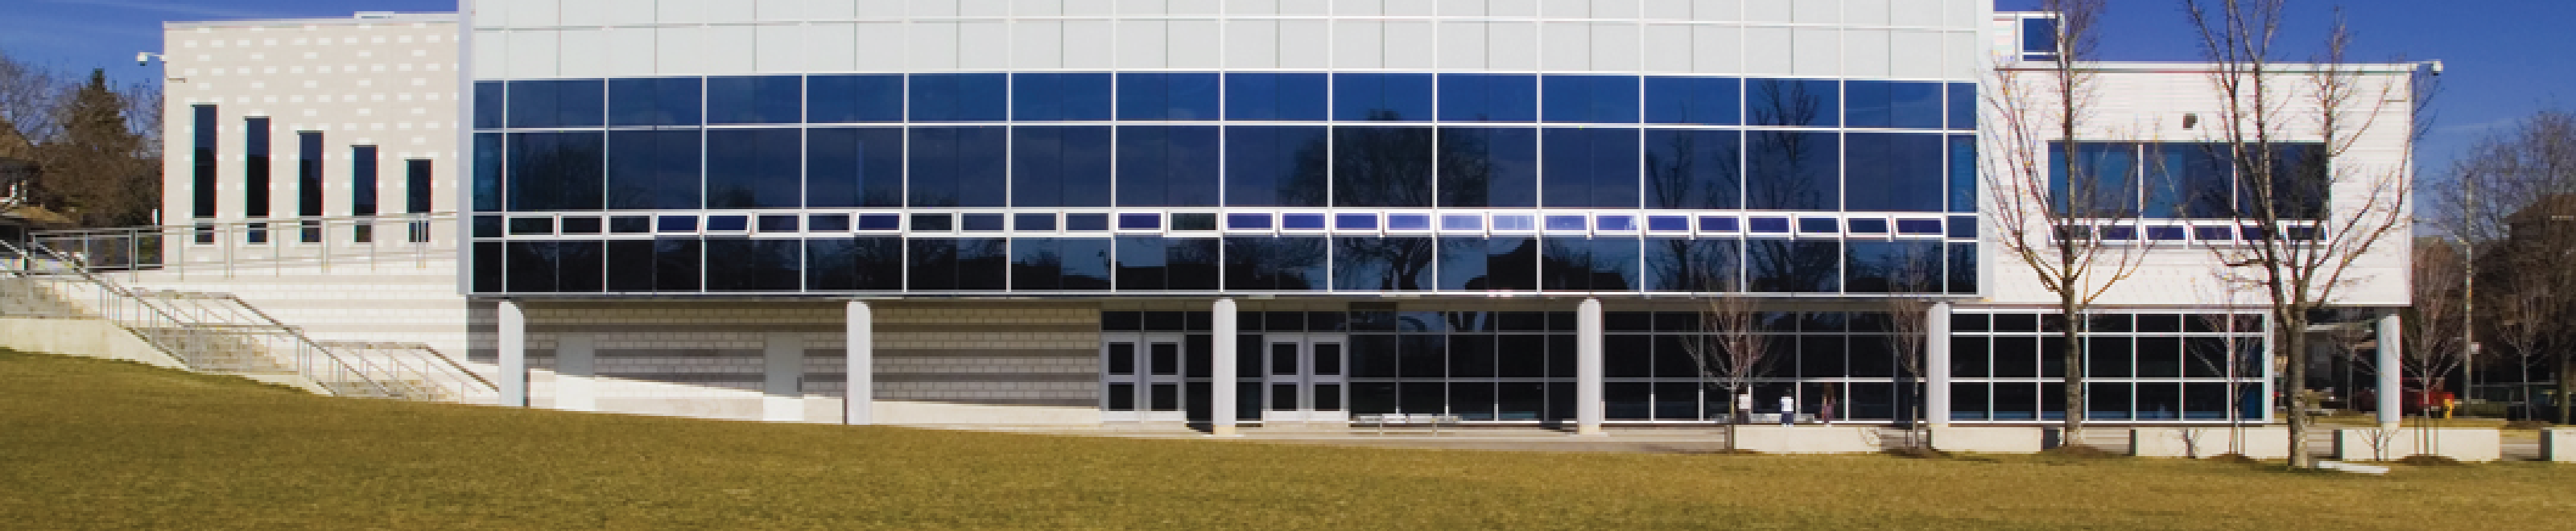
[1982,0,2141,447]
[1880,246,1942,449]
[2189,273,2260,457]
[2183,1,2420,467]
[2431,110,2576,423]
[1682,292,1772,452]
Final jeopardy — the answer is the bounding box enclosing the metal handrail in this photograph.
[0,239,415,399]
[31,212,459,275]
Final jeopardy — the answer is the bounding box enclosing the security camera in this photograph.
[136,51,150,66]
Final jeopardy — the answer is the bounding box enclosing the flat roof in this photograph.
[165,12,457,30]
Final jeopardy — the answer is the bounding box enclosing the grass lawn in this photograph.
[4,349,2571,529]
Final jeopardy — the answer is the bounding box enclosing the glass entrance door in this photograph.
[1263,333,1348,423]
[1103,333,1187,422]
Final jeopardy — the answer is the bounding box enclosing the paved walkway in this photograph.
[928,423,2553,460]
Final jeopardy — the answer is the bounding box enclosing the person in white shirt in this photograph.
[1735,392,1752,424]
[1778,394,1797,426]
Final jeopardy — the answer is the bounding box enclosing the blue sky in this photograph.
[2,0,2563,171]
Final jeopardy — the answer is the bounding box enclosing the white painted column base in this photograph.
[497,300,526,407]
[845,301,873,425]
[1574,298,1605,436]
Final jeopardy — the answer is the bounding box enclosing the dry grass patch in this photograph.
[3,350,2572,529]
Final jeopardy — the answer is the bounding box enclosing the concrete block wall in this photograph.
[873,303,1100,410]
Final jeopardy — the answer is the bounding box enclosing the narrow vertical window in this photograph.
[298,131,324,243]
[352,145,378,243]
[407,159,433,242]
[191,105,218,219]
[244,117,270,244]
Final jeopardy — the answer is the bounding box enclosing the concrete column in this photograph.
[1211,298,1239,436]
[1575,298,1604,435]
[2377,311,2403,428]
[845,300,873,425]
[555,333,596,412]
[498,299,526,407]
[1926,302,1953,428]
[764,331,807,422]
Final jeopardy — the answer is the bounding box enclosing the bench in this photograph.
[1354,413,1463,435]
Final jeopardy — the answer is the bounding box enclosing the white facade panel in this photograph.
[1889,30,1942,79]
[1170,0,1224,15]
[1540,23,1589,72]
[909,20,960,70]
[1014,0,1064,16]
[959,21,1010,70]
[505,30,559,78]
[654,26,707,73]
[809,0,859,20]
[1794,0,1838,23]
[1335,20,1383,70]
[961,0,1012,17]
[559,0,625,27]
[1590,22,1640,72]
[1278,0,1328,16]
[1066,0,1116,16]
[1063,20,1117,69]
[1593,0,1641,19]
[503,0,559,27]
[855,0,907,18]
[704,25,758,75]
[1691,24,1740,74]
[1437,0,1484,17]
[755,24,806,72]
[1843,0,1889,26]
[704,0,757,23]
[1384,21,1435,70]
[807,23,861,72]
[1342,0,1385,16]
[852,23,907,71]
[1890,0,1942,27]
[754,0,808,22]
[1488,0,1538,18]
[1436,21,1485,70]
[1692,0,1741,22]
[1843,28,1889,77]
[1540,1,1586,19]
[1385,0,1435,17]
[1942,31,1979,80]
[1487,22,1538,71]
[1946,0,1985,27]
[556,28,613,78]
[1169,19,1223,69]
[1641,0,1691,20]
[1226,19,1280,69]
[1791,27,1838,76]
[1742,27,1790,74]
[472,30,510,78]
[1228,0,1279,16]
[1015,20,1067,69]
[1121,20,1167,68]
[604,27,658,76]
[909,0,956,17]
[1642,24,1692,72]
[1744,0,1793,23]
[657,0,709,24]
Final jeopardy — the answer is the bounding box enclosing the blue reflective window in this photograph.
[808,74,903,123]
[607,130,700,209]
[2100,225,2136,240]
[1454,237,1538,290]
[1746,131,1839,211]
[1539,237,1638,291]
[1441,215,1482,230]
[609,77,702,126]
[1388,214,1432,230]
[610,216,651,233]
[1334,126,1434,208]
[757,215,799,232]
[1948,84,1977,130]
[909,237,1009,290]
[704,128,801,208]
[1544,216,1587,231]
[1949,134,1978,212]
[703,238,799,291]
[472,133,500,212]
[508,216,553,235]
[1118,213,1161,230]
[1644,129,1740,210]
[1117,126,1221,207]
[1847,133,1946,212]
[1646,216,1689,232]
[1947,216,1977,238]
[1227,213,1272,229]
[2023,18,2060,54]
[1013,126,1114,208]
[1645,237,1740,291]
[1012,237,1113,290]
[1009,73,1110,121]
[1747,79,1838,127]
[657,215,698,232]
[506,79,604,129]
[1492,215,1535,231]
[506,131,605,212]
[1896,219,1942,235]
[1848,219,1889,233]
[1333,237,1435,291]
[1224,237,1327,290]
[1846,80,1944,130]
[910,73,1008,121]
[2146,225,2186,241]
[1117,72,1220,121]
[1224,72,1328,121]
[1699,216,1740,232]
[2049,142,2139,216]
[1334,73,1433,121]
[705,76,800,124]
[1543,75,1640,124]
[911,213,953,231]
[809,214,851,232]
[1015,213,1057,231]
[2194,226,2234,241]
[1281,213,1327,230]
[807,127,904,208]
[1335,213,1379,230]
[1748,217,1790,233]
[909,126,1009,207]
[961,213,1006,232]
[1437,73,1538,122]
[1645,76,1739,125]
[706,216,749,232]
[2144,142,2234,218]
[1542,128,1640,208]
[1114,237,1219,290]
[1224,126,1327,207]
[857,213,901,230]
[1798,217,1839,233]
[1067,213,1110,231]
[1748,239,1840,293]
[1845,240,1944,293]
[807,237,906,290]
[1437,127,1538,208]
[473,81,505,129]
[1596,216,1637,231]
